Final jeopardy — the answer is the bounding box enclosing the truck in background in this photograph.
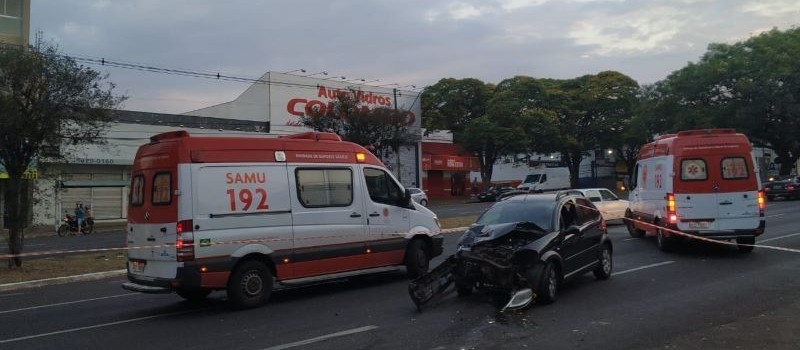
[516,167,570,193]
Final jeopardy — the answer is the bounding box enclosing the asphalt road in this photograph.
[2,200,800,349]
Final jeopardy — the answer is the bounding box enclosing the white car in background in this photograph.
[574,188,629,223]
[408,187,429,206]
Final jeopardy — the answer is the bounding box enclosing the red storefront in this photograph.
[421,142,479,199]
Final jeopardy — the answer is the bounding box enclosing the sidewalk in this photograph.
[2,221,128,240]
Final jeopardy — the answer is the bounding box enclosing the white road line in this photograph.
[263,325,379,350]
[0,293,137,315]
[759,232,800,243]
[766,214,785,218]
[612,261,675,277]
[0,310,196,344]
[0,293,24,298]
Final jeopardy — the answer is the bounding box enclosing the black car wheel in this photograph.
[455,278,473,296]
[530,261,559,305]
[736,236,755,253]
[405,239,430,278]
[227,260,272,309]
[419,199,428,207]
[593,243,613,280]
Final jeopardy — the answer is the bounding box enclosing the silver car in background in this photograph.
[408,187,429,206]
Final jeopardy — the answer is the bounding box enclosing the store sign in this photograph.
[422,155,479,171]
[269,73,422,134]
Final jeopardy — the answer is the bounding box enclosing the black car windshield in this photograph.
[475,200,555,231]
[524,174,541,183]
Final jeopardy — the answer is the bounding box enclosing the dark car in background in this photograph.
[764,177,800,201]
[409,192,613,310]
[476,186,516,202]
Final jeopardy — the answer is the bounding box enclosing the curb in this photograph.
[0,269,127,292]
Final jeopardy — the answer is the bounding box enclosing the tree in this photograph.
[533,72,639,187]
[459,116,527,185]
[300,89,419,173]
[0,43,125,267]
[653,28,800,175]
[421,78,493,133]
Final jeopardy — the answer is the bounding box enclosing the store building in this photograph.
[30,72,423,227]
[421,131,479,199]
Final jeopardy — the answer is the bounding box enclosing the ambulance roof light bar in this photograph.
[150,130,190,143]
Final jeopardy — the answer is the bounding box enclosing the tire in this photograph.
[227,260,273,309]
[177,288,212,303]
[405,239,430,278]
[736,236,755,253]
[625,211,645,238]
[57,224,69,237]
[656,226,674,252]
[593,244,613,280]
[419,199,428,207]
[531,261,559,305]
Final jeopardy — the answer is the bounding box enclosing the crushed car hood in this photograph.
[458,222,546,248]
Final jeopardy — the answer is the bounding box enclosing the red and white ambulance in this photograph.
[122,131,443,308]
[625,129,765,252]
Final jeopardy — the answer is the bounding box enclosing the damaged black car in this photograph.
[409,192,613,311]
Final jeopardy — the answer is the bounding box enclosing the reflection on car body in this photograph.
[409,192,613,311]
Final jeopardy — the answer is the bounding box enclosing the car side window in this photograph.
[575,198,601,225]
[296,168,353,208]
[364,167,403,206]
[584,190,602,202]
[559,201,578,230]
[600,190,617,201]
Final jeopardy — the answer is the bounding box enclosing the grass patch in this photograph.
[440,215,477,230]
[0,252,126,284]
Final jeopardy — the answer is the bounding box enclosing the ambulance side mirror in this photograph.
[402,189,414,208]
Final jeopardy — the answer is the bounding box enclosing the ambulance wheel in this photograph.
[177,288,212,303]
[736,236,755,253]
[656,227,674,252]
[227,260,273,309]
[625,211,645,238]
[405,239,430,278]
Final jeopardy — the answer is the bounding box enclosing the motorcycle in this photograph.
[57,211,95,237]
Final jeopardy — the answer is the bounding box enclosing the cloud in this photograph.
[568,6,689,56]
[740,0,800,17]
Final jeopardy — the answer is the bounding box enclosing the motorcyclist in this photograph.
[74,202,85,233]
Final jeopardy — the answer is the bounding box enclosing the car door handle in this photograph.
[350,212,362,218]
[719,201,733,205]
[147,236,156,242]
[160,227,167,233]
[369,212,380,217]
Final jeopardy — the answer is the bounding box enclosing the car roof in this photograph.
[500,191,584,202]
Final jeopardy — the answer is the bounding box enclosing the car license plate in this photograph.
[687,221,709,229]
[129,260,146,273]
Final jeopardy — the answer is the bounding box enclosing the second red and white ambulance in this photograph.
[626,129,765,252]
[122,131,443,308]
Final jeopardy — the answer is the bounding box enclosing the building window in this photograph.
[0,0,22,37]
[296,168,353,207]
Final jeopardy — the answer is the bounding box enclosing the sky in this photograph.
[31,0,800,114]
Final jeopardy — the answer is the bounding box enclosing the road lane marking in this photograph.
[766,214,785,218]
[0,293,138,315]
[612,261,675,277]
[262,325,379,350]
[0,310,197,344]
[0,293,24,298]
[759,232,800,243]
